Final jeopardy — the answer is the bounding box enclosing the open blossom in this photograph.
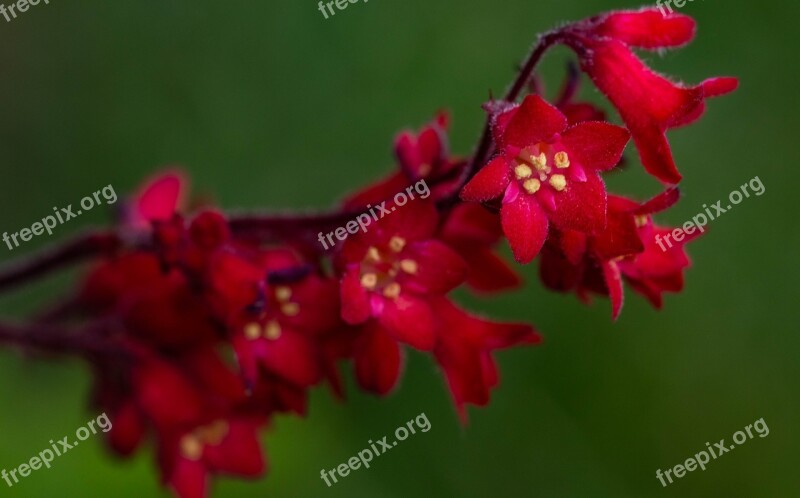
[461,94,629,263]
[540,189,697,317]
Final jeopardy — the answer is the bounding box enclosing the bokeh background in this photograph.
[0,0,797,497]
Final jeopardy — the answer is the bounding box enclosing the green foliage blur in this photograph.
[0,0,797,496]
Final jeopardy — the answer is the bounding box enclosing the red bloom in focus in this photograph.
[563,8,738,183]
[461,95,629,263]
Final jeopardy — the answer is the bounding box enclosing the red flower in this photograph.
[539,188,697,317]
[432,298,540,421]
[461,94,630,263]
[562,8,738,183]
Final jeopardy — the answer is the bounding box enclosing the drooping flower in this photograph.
[461,94,630,263]
[539,188,697,317]
[560,8,738,183]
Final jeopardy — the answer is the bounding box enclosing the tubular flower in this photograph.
[461,94,630,263]
[560,8,738,183]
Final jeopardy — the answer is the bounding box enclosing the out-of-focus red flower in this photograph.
[337,200,466,351]
[561,8,738,183]
[461,95,629,263]
[344,112,462,206]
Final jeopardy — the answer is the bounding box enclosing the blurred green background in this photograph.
[0,0,797,497]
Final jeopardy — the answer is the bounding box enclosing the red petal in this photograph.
[594,10,696,49]
[701,77,739,98]
[633,187,680,215]
[257,329,322,387]
[340,265,372,325]
[549,172,607,234]
[354,323,403,395]
[579,39,706,183]
[378,295,435,350]
[502,95,568,149]
[461,248,522,293]
[602,260,624,320]
[501,195,549,264]
[168,458,207,498]
[402,240,467,295]
[136,171,185,222]
[561,121,630,171]
[590,211,644,260]
[204,419,265,477]
[460,157,510,202]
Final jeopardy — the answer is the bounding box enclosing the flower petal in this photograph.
[402,240,467,295]
[460,157,511,202]
[561,121,630,171]
[378,294,436,350]
[501,195,549,264]
[549,172,607,234]
[340,265,372,325]
[502,95,568,149]
[593,10,696,49]
[354,323,403,395]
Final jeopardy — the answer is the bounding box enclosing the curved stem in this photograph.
[0,319,127,359]
[0,231,121,294]
[456,31,566,194]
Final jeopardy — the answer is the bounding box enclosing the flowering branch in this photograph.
[0,8,736,498]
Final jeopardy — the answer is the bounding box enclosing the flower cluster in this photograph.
[0,8,734,498]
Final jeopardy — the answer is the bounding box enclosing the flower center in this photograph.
[243,285,300,341]
[359,236,417,299]
[514,145,570,194]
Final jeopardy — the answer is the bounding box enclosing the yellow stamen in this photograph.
[180,435,203,461]
[523,178,541,194]
[197,420,229,446]
[244,322,262,341]
[361,273,378,289]
[514,164,532,179]
[366,246,381,263]
[282,302,300,316]
[274,286,292,302]
[531,152,548,171]
[549,174,567,192]
[554,151,570,169]
[418,163,432,176]
[399,259,418,274]
[634,215,648,227]
[389,236,406,253]
[383,282,401,299]
[265,321,282,340]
